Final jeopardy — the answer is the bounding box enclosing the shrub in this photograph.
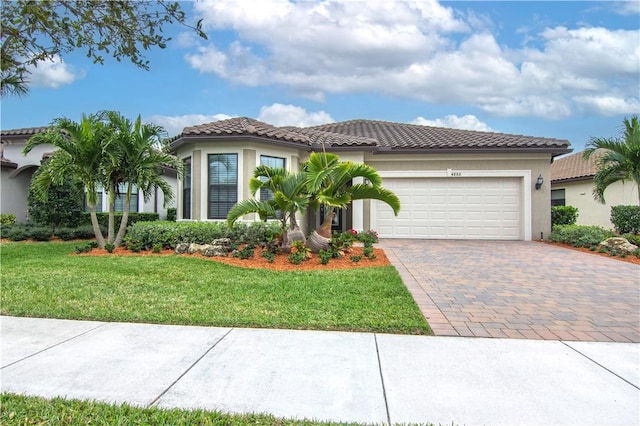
[232,244,255,259]
[357,229,379,247]
[55,227,78,241]
[28,227,53,241]
[261,250,276,263]
[105,243,116,253]
[75,243,93,254]
[363,246,376,260]
[623,233,640,246]
[125,221,281,250]
[318,249,332,265]
[27,166,84,231]
[152,243,163,253]
[610,205,640,234]
[549,225,615,248]
[73,225,104,240]
[0,214,17,225]
[551,206,579,226]
[166,208,177,222]
[350,255,362,263]
[5,227,29,241]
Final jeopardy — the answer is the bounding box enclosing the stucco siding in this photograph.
[1,167,34,222]
[551,180,639,229]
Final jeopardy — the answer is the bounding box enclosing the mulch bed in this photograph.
[76,246,391,271]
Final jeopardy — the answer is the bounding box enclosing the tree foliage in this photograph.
[27,162,85,231]
[1,0,207,97]
[23,110,181,248]
[583,116,640,205]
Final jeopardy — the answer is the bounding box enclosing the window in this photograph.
[114,185,138,212]
[182,157,191,219]
[259,155,286,202]
[208,154,237,219]
[551,189,566,206]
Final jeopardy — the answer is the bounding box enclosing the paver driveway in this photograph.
[380,240,640,343]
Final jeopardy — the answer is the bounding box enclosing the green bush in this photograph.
[549,225,615,248]
[551,205,579,226]
[5,227,29,241]
[27,166,85,231]
[0,213,17,225]
[623,233,640,246]
[125,220,282,250]
[28,227,53,241]
[166,208,177,222]
[610,205,640,234]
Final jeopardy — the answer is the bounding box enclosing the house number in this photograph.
[447,169,462,177]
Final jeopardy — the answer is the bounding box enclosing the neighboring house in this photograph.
[170,117,572,241]
[551,150,638,229]
[0,127,177,223]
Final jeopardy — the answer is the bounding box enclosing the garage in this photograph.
[373,177,522,240]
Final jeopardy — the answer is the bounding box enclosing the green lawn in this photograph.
[0,242,431,335]
[0,393,372,426]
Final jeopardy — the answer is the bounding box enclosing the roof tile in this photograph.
[551,150,604,181]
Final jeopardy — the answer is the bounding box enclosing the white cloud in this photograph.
[146,114,234,137]
[614,1,640,15]
[412,115,494,131]
[257,103,334,127]
[573,96,640,116]
[26,55,81,88]
[184,0,640,120]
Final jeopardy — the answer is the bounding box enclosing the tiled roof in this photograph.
[179,117,310,145]
[551,150,604,182]
[281,127,379,147]
[307,119,571,152]
[1,126,50,138]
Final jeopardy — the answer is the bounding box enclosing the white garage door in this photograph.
[374,177,522,240]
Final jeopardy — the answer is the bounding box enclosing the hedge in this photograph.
[610,205,640,234]
[551,205,578,226]
[549,225,615,248]
[124,220,282,250]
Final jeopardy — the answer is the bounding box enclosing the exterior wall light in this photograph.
[535,174,544,190]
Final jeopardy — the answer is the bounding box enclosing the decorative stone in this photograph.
[175,243,190,254]
[599,237,638,253]
[202,245,229,257]
[211,238,232,248]
[188,243,208,254]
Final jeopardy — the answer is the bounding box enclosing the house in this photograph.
[0,127,177,222]
[551,150,638,229]
[170,117,571,240]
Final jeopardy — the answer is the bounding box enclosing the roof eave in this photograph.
[170,134,312,152]
[551,175,594,184]
[372,147,573,155]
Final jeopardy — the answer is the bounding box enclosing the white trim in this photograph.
[371,170,532,240]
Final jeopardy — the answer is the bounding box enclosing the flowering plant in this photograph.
[357,229,379,247]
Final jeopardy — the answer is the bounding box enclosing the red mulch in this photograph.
[75,246,391,271]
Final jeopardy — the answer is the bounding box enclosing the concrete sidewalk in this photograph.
[1,316,638,425]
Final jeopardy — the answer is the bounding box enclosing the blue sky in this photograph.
[2,0,639,152]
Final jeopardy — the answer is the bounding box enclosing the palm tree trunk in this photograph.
[282,214,305,251]
[316,207,335,238]
[113,184,132,247]
[88,205,105,248]
[107,184,116,244]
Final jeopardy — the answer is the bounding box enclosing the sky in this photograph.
[1,0,639,152]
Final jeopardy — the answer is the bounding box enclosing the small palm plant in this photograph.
[304,152,400,251]
[583,115,640,205]
[227,166,309,251]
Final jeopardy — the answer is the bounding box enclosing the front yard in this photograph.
[0,241,431,335]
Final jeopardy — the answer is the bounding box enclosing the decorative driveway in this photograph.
[380,240,640,343]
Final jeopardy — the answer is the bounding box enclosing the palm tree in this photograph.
[583,116,640,205]
[305,152,400,251]
[23,113,113,247]
[227,165,309,250]
[104,111,182,247]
